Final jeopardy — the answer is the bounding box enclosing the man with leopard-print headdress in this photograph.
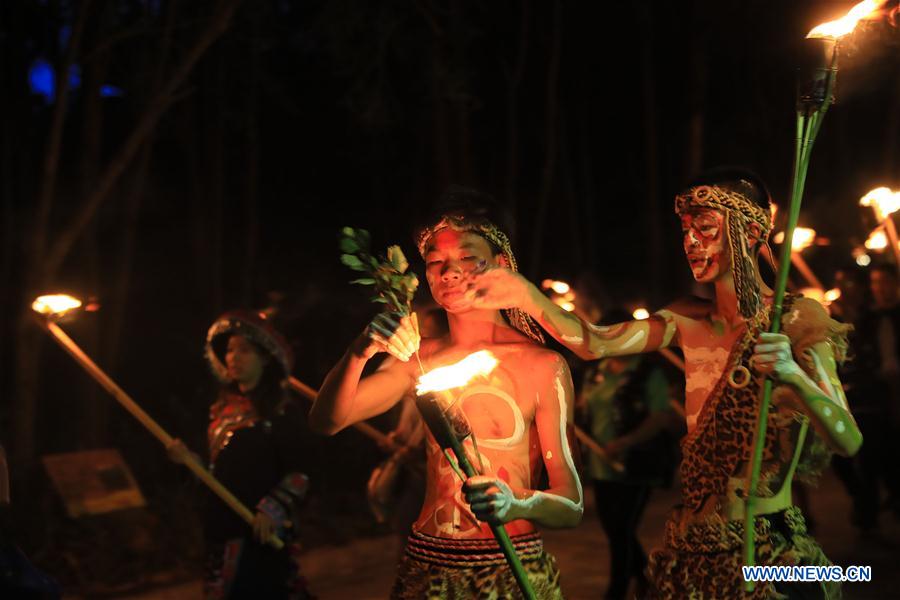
[465,167,862,599]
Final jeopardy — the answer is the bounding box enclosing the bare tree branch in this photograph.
[43,0,243,279]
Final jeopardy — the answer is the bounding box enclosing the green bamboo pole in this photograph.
[418,393,537,600]
[742,44,837,591]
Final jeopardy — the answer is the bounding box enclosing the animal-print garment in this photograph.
[647,297,849,599]
[648,506,839,599]
[390,530,563,599]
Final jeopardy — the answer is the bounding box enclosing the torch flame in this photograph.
[32,294,82,316]
[807,0,893,39]
[632,308,650,321]
[774,227,817,251]
[416,350,499,394]
[865,227,889,250]
[542,279,571,295]
[860,186,900,221]
[799,287,827,304]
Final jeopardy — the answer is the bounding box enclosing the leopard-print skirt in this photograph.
[647,506,840,599]
[390,530,563,600]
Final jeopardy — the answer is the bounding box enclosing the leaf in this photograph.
[387,245,409,273]
[341,226,356,238]
[357,228,371,248]
[350,278,376,285]
[340,254,366,271]
[372,297,389,304]
[340,237,359,253]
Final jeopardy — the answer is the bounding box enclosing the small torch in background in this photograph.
[32,294,284,549]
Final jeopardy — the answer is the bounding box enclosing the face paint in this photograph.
[423,230,498,313]
[681,208,728,282]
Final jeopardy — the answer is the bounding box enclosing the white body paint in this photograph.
[519,375,583,515]
[620,330,646,351]
[458,385,526,449]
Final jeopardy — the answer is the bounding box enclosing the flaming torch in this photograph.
[414,351,536,600]
[773,227,825,290]
[744,0,894,586]
[32,294,284,549]
[860,186,900,271]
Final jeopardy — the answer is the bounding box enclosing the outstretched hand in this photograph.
[462,266,532,311]
[463,475,519,525]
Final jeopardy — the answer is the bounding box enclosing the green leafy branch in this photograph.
[340,227,419,315]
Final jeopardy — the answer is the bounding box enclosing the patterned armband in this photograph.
[256,495,288,532]
[276,472,310,505]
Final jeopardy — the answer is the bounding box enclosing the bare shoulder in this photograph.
[662,295,713,320]
[515,344,571,379]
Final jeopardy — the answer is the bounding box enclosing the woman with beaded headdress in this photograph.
[464,168,861,599]
[171,311,313,599]
[311,186,583,599]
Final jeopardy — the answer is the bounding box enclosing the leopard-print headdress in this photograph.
[417,215,545,345]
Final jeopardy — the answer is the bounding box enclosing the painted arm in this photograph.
[309,313,420,435]
[466,267,677,360]
[752,333,862,456]
[464,354,584,528]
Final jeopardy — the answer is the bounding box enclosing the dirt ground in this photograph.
[110,470,900,599]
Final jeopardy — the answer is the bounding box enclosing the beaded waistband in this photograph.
[405,530,544,568]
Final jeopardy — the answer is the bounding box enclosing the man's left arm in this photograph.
[464,354,584,528]
[753,334,862,456]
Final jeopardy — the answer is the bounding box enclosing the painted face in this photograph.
[423,229,498,312]
[681,208,729,282]
[225,335,267,389]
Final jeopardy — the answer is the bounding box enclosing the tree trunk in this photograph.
[528,0,562,279]
[504,0,530,212]
[243,5,262,305]
[13,0,92,466]
[639,3,662,305]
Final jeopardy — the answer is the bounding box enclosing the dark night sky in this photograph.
[1,0,899,576]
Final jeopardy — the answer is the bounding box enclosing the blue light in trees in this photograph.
[100,85,124,97]
[28,58,55,103]
[29,59,121,103]
[68,64,81,89]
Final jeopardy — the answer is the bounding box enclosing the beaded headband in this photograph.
[417,215,545,345]
[675,183,773,321]
[674,184,773,235]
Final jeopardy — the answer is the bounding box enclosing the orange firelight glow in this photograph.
[32,294,82,317]
[807,0,895,39]
[824,288,842,304]
[541,279,571,295]
[865,228,889,250]
[860,187,900,221]
[800,287,827,304]
[416,350,499,395]
[774,227,817,251]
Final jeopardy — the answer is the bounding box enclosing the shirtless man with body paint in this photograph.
[310,187,582,599]
[465,169,861,599]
